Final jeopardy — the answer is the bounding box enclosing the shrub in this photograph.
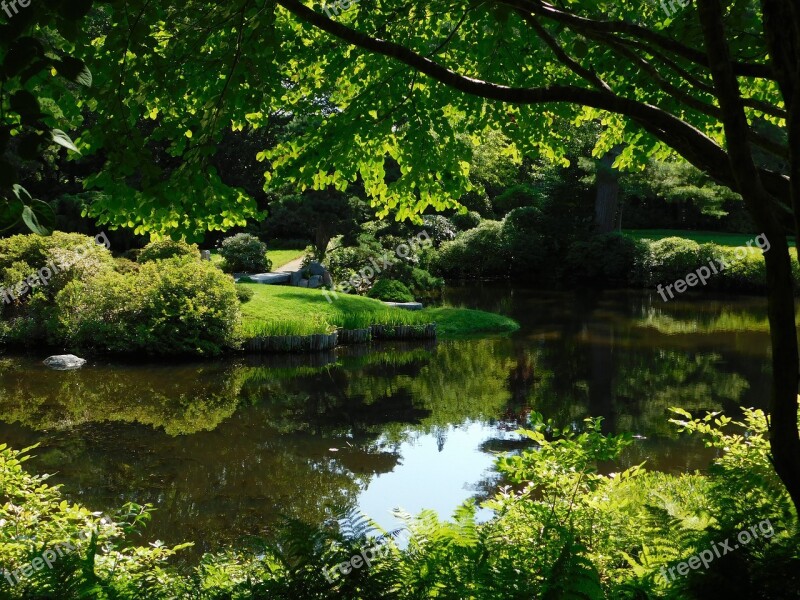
[236,285,255,303]
[501,206,554,277]
[218,233,271,273]
[422,215,457,247]
[113,258,140,275]
[367,279,415,302]
[642,236,712,286]
[451,210,482,231]
[0,232,115,309]
[430,220,509,279]
[51,256,241,356]
[564,233,647,286]
[492,183,539,216]
[138,239,200,263]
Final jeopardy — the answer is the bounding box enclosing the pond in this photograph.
[0,286,773,558]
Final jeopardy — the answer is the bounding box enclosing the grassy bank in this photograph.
[238,285,519,340]
[623,229,796,247]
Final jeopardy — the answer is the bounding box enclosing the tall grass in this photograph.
[241,317,335,337]
[331,310,429,330]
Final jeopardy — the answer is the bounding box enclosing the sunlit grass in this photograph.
[624,229,796,247]
[238,285,519,339]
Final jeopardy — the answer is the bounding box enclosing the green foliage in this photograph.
[0,233,115,327]
[564,233,647,286]
[138,239,201,263]
[642,237,712,286]
[0,1,92,232]
[0,444,192,599]
[219,233,271,273]
[450,210,482,231]
[1,405,798,598]
[366,279,414,302]
[493,184,540,217]
[501,206,552,277]
[432,220,509,279]
[236,284,255,303]
[422,215,457,247]
[50,256,241,356]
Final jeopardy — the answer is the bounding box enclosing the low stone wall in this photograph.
[243,323,437,353]
[244,332,338,353]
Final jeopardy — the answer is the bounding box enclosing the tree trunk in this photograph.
[594,147,622,233]
[751,221,800,514]
[698,0,800,516]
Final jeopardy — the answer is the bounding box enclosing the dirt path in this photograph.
[275,255,305,272]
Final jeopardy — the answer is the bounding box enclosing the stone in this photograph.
[322,272,333,288]
[247,273,291,284]
[308,275,323,289]
[290,270,303,286]
[306,261,327,276]
[200,250,211,261]
[297,279,310,288]
[43,355,86,370]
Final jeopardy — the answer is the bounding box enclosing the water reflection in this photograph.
[0,288,772,555]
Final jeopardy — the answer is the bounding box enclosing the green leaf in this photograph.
[56,56,93,87]
[21,205,50,235]
[51,129,81,154]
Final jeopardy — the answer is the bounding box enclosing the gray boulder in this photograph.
[306,261,327,276]
[290,270,303,286]
[308,275,323,289]
[44,355,86,370]
[297,279,310,288]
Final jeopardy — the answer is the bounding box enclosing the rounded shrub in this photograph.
[0,232,115,307]
[236,285,255,303]
[138,239,200,263]
[492,184,539,216]
[711,245,768,291]
[219,233,271,273]
[564,233,647,286]
[422,215,457,247]
[52,256,241,356]
[430,220,509,279]
[451,210,482,231]
[501,206,554,277]
[643,237,712,286]
[367,279,415,302]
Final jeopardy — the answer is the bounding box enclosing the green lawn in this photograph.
[623,229,795,247]
[238,284,519,339]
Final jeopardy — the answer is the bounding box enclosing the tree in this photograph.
[5,1,800,515]
[258,0,800,518]
[264,188,367,259]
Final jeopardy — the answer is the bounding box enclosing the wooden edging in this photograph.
[243,323,436,353]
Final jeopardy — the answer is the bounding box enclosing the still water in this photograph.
[0,286,773,557]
